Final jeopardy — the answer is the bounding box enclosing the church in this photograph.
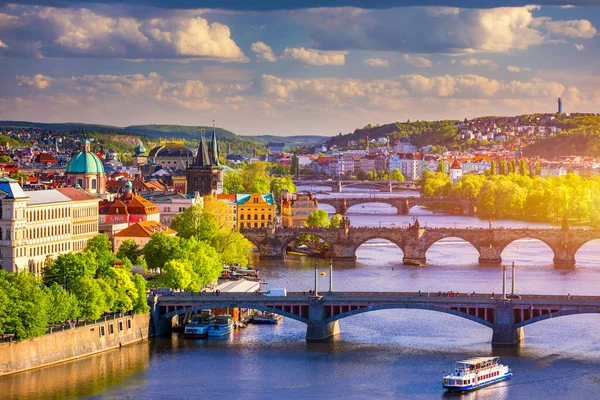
[185,131,223,196]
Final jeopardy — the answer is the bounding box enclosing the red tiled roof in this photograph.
[113,220,176,237]
[56,187,100,202]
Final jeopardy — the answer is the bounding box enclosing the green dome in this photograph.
[66,151,105,175]
[134,143,146,155]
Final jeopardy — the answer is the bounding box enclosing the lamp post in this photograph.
[502,265,507,300]
[314,261,319,296]
[511,262,516,295]
[329,259,333,293]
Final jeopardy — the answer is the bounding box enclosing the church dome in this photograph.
[148,144,193,159]
[134,142,147,155]
[66,151,105,175]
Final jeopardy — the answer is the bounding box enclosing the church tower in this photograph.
[186,129,223,196]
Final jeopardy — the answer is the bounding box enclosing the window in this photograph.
[240,214,244,220]
[127,319,132,329]
[109,323,114,334]
[100,326,106,337]
[91,179,97,189]
[118,321,123,332]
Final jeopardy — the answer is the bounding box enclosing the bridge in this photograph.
[294,179,415,193]
[316,196,475,215]
[240,226,600,265]
[152,291,600,346]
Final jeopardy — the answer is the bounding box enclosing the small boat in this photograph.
[443,357,512,392]
[208,315,235,337]
[320,271,326,276]
[184,312,215,339]
[251,312,282,325]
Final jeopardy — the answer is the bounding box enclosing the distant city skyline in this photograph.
[0,1,599,136]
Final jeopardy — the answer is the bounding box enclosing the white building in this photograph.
[449,160,464,184]
[0,178,100,275]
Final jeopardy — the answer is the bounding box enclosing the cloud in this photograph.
[506,65,533,72]
[294,6,546,54]
[0,6,247,61]
[364,58,389,67]
[251,41,277,62]
[574,43,585,50]
[17,74,53,89]
[0,39,7,49]
[403,54,432,68]
[543,19,597,38]
[460,58,498,69]
[282,47,346,65]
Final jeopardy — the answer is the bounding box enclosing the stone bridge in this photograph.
[294,179,415,193]
[153,292,600,346]
[317,197,475,215]
[240,226,600,265]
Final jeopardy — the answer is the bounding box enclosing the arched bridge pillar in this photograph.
[338,199,348,215]
[399,199,410,215]
[379,181,393,192]
[331,242,357,261]
[332,181,343,193]
[478,244,503,264]
[492,301,524,347]
[306,297,340,342]
[402,244,426,265]
[553,243,576,266]
[258,241,286,260]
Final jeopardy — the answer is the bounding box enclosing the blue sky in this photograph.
[1,1,599,135]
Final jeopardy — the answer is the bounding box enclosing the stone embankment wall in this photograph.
[0,313,150,376]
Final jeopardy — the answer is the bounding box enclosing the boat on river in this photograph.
[208,315,234,337]
[184,312,215,339]
[442,357,511,392]
[250,312,282,325]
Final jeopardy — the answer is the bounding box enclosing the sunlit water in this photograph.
[2,191,600,400]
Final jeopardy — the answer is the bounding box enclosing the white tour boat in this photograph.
[208,315,235,337]
[442,357,512,392]
[183,312,215,339]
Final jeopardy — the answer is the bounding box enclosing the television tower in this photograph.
[558,97,563,114]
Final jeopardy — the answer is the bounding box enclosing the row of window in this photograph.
[99,319,133,337]
[73,207,98,219]
[162,207,187,213]
[29,242,70,257]
[239,214,272,220]
[239,222,267,228]
[27,207,71,221]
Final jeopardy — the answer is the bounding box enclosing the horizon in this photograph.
[1,1,599,136]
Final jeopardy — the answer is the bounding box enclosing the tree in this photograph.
[203,195,232,231]
[242,161,272,193]
[183,238,223,285]
[69,276,109,320]
[211,230,254,266]
[305,210,330,227]
[390,168,405,182]
[291,155,300,175]
[116,239,142,264]
[535,161,542,176]
[85,234,116,276]
[143,232,182,271]
[519,159,528,176]
[499,159,508,175]
[270,176,297,198]
[0,155,12,162]
[171,204,219,241]
[160,259,200,291]
[437,159,446,174]
[329,214,343,228]
[46,284,80,325]
[489,160,497,176]
[101,267,138,313]
[223,170,245,194]
[43,252,97,289]
[7,273,50,339]
[132,274,150,313]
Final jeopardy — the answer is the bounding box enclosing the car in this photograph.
[506,293,521,299]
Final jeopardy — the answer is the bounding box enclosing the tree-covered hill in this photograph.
[524,115,600,158]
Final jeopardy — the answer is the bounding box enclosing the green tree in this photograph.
[171,205,219,241]
[116,239,142,264]
[437,159,446,174]
[270,176,297,198]
[0,155,12,162]
[183,237,223,285]
[101,267,138,313]
[242,162,272,193]
[519,159,528,176]
[142,233,182,271]
[85,234,116,276]
[160,259,200,291]
[499,159,508,175]
[223,170,245,194]
[69,276,109,320]
[132,274,150,313]
[329,214,343,228]
[46,284,80,325]
[535,161,541,176]
[489,160,497,176]
[305,210,330,227]
[43,252,97,289]
[211,230,254,266]
[390,168,405,182]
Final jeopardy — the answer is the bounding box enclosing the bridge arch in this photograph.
[573,238,600,266]
[352,233,406,255]
[323,304,492,328]
[346,202,400,215]
[516,309,600,329]
[500,237,555,265]
[424,236,481,264]
[160,303,309,324]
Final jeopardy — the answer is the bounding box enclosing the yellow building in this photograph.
[280,191,318,227]
[215,194,238,229]
[236,193,275,229]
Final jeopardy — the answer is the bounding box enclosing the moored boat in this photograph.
[208,315,234,337]
[250,312,282,325]
[442,357,511,392]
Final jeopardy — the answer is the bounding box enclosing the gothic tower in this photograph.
[186,130,223,196]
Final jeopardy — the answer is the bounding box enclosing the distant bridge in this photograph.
[294,179,416,193]
[316,196,475,215]
[153,292,600,346]
[240,226,600,265]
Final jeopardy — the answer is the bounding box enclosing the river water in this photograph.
[2,187,600,400]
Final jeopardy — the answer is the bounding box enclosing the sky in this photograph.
[0,1,599,136]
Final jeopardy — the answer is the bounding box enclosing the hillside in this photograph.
[246,135,327,150]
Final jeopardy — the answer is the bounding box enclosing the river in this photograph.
[2,188,600,399]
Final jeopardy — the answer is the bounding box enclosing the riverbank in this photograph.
[0,313,150,377]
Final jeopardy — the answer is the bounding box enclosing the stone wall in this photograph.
[0,313,150,376]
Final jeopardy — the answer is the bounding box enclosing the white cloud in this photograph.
[574,43,585,51]
[250,41,277,62]
[506,66,533,73]
[0,6,246,61]
[403,54,432,68]
[0,40,7,49]
[460,58,498,69]
[544,19,597,38]
[282,47,346,65]
[16,74,53,89]
[364,58,389,67]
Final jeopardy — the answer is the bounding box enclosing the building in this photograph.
[216,193,238,229]
[147,140,194,171]
[267,142,285,153]
[0,178,100,275]
[280,191,318,227]
[65,139,107,194]
[389,153,421,181]
[237,193,275,229]
[449,160,463,184]
[186,131,223,196]
[112,220,176,251]
[142,191,203,226]
[99,181,160,226]
[132,142,148,167]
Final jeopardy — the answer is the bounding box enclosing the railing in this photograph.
[0,311,135,344]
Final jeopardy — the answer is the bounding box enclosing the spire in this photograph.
[193,137,211,167]
[211,126,220,166]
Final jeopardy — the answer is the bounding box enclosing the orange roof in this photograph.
[56,187,100,202]
[450,159,462,169]
[114,220,177,238]
[217,193,236,202]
